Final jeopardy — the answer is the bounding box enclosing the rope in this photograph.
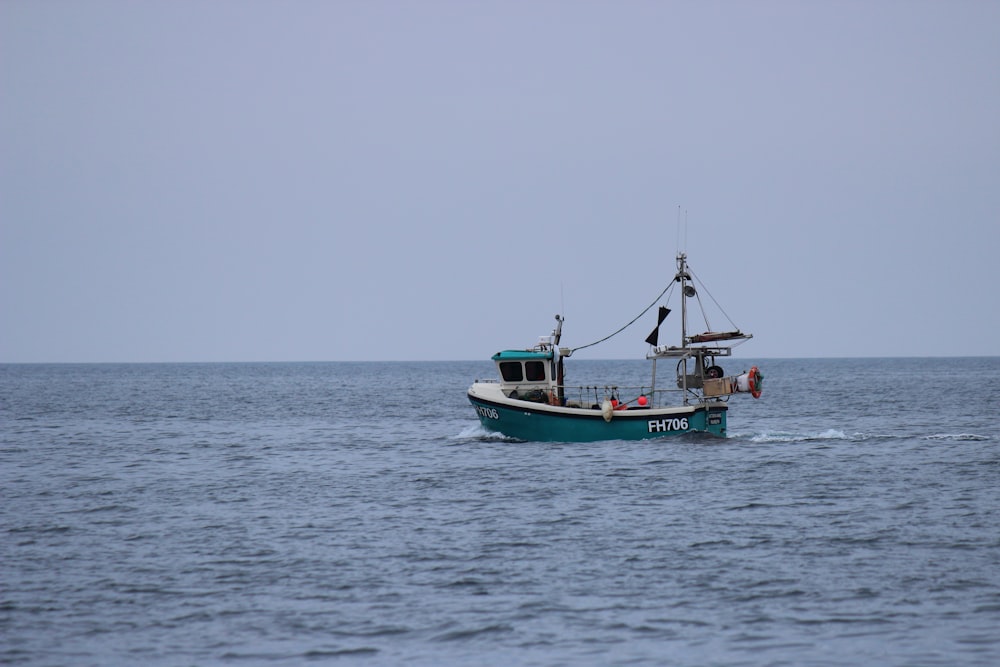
[570,281,675,353]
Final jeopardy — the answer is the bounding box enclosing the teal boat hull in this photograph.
[468,391,727,442]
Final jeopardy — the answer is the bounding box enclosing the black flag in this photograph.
[645,306,671,346]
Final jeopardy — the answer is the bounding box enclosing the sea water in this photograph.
[2,358,999,666]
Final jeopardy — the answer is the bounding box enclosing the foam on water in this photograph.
[747,428,851,443]
[455,422,515,441]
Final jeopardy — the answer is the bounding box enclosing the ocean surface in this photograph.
[2,357,999,666]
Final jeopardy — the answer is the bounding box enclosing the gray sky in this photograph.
[2,1,998,362]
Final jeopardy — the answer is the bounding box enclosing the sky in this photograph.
[2,1,998,363]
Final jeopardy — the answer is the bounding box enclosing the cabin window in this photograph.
[525,361,546,381]
[499,362,523,382]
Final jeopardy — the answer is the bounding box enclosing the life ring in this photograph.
[748,366,763,399]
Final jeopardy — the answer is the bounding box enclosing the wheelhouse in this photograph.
[491,349,558,400]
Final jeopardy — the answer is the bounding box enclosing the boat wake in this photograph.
[454,426,993,445]
[748,429,852,443]
[455,423,519,442]
[743,430,993,444]
[925,433,992,441]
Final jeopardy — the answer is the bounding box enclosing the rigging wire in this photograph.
[688,265,741,331]
[693,289,713,332]
[570,280,676,353]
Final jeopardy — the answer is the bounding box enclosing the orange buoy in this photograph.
[747,366,763,399]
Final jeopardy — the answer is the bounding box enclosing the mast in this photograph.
[677,252,689,347]
[553,314,565,404]
[677,252,693,404]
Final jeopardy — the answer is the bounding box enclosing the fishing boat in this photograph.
[467,252,762,441]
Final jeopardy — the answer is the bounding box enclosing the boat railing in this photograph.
[474,379,719,408]
[558,384,700,409]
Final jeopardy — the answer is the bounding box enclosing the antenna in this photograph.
[676,205,682,252]
[675,205,689,253]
